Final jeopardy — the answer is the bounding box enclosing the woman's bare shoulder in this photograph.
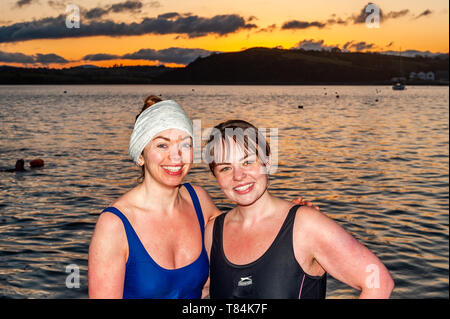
[92,209,126,245]
[293,205,334,233]
[93,193,132,242]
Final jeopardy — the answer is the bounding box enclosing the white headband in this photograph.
[128,100,193,164]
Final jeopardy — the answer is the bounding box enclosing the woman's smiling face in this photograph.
[138,128,193,186]
[213,139,269,206]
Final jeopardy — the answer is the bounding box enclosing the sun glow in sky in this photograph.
[0,0,448,68]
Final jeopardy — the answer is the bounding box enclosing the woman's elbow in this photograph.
[360,268,395,299]
[383,273,395,297]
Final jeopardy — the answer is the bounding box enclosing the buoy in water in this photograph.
[30,158,44,168]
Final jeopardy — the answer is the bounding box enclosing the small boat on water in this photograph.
[392,47,407,91]
[392,82,406,90]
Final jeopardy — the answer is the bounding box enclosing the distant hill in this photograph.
[0,48,448,84]
[156,47,449,84]
[0,65,172,84]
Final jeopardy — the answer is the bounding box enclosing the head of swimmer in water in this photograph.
[15,159,25,171]
[134,95,193,185]
[204,120,271,206]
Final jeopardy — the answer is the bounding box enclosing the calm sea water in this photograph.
[0,85,448,299]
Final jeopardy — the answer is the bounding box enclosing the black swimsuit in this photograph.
[210,205,327,299]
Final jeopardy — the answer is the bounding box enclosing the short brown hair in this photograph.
[204,120,271,176]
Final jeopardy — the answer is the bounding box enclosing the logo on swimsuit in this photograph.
[238,276,253,287]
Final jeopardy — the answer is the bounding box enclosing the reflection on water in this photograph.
[0,85,448,298]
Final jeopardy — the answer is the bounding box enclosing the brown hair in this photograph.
[136,95,163,183]
[135,95,163,122]
[205,120,271,176]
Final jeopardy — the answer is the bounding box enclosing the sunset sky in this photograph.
[0,0,448,68]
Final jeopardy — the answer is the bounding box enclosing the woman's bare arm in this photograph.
[295,207,394,298]
[88,212,128,299]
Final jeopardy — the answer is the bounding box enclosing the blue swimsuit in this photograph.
[101,183,209,299]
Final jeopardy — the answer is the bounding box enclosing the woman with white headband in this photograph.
[88,96,217,298]
[88,96,314,299]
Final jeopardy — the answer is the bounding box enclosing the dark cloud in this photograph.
[15,0,37,8]
[0,13,256,43]
[0,14,67,43]
[83,47,221,65]
[84,0,143,20]
[293,39,448,57]
[280,3,411,32]
[290,39,339,51]
[110,0,143,13]
[352,3,410,24]
[157,12,181,19]
[326,17,349,26]
[282,20,326,30]
[181,14,257,37]
[47,0,66,10]
[343,41,376,52]
[0,50,67,64]
[124,47,220,64]
[415,9,433,19]
[82,53,121,61]
[34,53,68,64]
[385,9,410,20]
[352,3,378,24]
[2,47,216,66]
[84,8,109,20]
[0,50,35,63]
[288,39,377,52]
[289,39,446,56]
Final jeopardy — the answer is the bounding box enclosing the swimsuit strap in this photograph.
[183,183,205,239]
[101,206,138,262]
[101,206,134,231]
